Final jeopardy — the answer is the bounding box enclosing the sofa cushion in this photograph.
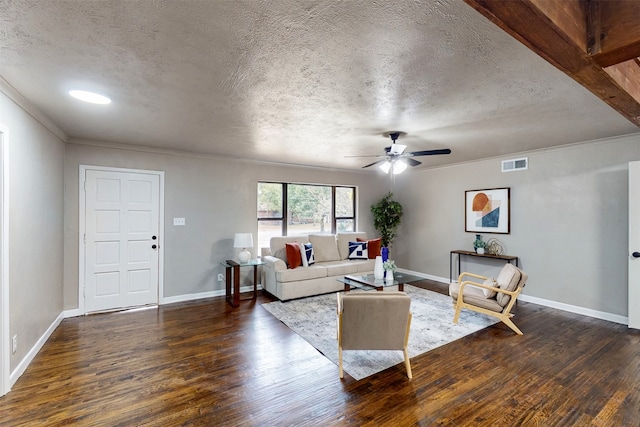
[337,232,367,260]
[358,237,381,259]
[277,264,328,282]
[322,260,360,276]
[449,282,503,313]
[309,234,341,262]
[270,235,309,263]
[348,241,368,259]
[285,243,302,269]
[496,263,521,306]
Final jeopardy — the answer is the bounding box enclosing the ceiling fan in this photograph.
[351,131,451,174]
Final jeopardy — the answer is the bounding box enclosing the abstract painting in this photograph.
[465,188,510,234]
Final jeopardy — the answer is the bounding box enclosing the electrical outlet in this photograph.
[12,335,17,354]
[217,273,224,281]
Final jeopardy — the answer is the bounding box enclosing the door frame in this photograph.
[0,125,10,396]
[79,165,165,314]
[629,161,640,329]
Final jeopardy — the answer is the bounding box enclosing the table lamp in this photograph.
[234,232,253,263]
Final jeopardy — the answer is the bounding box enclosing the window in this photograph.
[257,182,356,248]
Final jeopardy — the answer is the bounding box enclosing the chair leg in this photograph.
[403,347,412,379]
[501,315,524,335]
[338,346,344,378]
[453,304,462,324]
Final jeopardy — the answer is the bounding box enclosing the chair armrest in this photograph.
[457,271,488,283]
[458,280,521,297]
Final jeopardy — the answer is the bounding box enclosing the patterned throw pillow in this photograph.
[301,243,315,266]
[358,237,381,259]
[348,241,368,259]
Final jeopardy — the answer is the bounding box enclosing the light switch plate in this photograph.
[173,217,186,226]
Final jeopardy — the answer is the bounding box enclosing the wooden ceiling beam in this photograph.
[464,0,640,127]
[589,1,640,68]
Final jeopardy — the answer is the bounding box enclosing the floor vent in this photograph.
[502,157,528,172]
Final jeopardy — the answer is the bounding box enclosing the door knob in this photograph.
[152,244,157,249]
[152,235,157,240]
[633,252,640,258]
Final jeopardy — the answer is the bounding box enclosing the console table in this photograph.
[223,259,265,307]
[449,250,519,283]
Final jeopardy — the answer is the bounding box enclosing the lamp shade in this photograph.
[234,233,253,248]
[234,233,253,263]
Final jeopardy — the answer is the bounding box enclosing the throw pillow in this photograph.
[348,241,368,259]
[298,243,308,267]
[302,242,315,266]
[482,277,498,298]
[285,242,302,269]
[358,237,381,259]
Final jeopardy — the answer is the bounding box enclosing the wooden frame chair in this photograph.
[336,291,412,379]
[449,263,528,335]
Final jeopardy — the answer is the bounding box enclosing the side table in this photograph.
[222,259,265,307]
[449,250,519,283]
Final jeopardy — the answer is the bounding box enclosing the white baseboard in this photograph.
[399,268,629,326]
[518,294,628,325]
[9,311,65,388]
[161,285,262,305]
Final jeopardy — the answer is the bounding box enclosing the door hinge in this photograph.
[84,234,86,244]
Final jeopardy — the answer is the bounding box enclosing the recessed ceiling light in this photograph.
[69,90,111,104]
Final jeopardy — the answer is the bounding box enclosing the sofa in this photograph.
[262,232,378,301]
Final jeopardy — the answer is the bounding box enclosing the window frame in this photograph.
[257,181,356,236]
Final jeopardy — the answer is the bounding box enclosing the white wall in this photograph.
[393,133,640,318]
[0,90,65,372]
[63,141,388,309]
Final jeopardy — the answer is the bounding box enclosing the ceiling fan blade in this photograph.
[362,159,387,169]
[406,158,422,167]
[409,148,452,156]
[344,154,385,158]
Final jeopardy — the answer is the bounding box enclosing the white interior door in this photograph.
[629,161,640,329]
[84,169,160,313]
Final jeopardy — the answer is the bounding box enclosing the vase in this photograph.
[477,247,485,255]
[473,234,484,253]
[374,256,384,280]
[381,246,389,262]
[385,270,394,282]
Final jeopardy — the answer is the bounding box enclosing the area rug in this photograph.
[262,285,499,380]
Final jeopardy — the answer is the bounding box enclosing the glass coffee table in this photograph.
[337,272,425,292]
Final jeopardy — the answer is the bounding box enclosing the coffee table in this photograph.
[337,272,425,292]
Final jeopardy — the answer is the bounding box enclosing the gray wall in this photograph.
[63,141,388,309]
[392,134,640,317]
[1,91,65,371]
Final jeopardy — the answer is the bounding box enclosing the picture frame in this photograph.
[465,187,510,234]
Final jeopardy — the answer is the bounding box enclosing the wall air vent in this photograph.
[502,157,528,172]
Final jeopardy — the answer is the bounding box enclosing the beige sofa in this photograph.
[262,232,376,301]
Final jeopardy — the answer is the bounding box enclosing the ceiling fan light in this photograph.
[379,161,392,174]
[393,160,408,174]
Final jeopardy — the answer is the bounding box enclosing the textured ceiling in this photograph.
[1,0,638,171]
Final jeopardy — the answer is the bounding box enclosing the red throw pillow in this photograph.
[358,237,382,259]
[285,242,302,269]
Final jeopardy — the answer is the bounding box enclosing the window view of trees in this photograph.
[257,182,356,249]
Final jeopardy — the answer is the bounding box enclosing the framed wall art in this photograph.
[465,187,510,234]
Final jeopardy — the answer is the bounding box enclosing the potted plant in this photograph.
[473,234,487,254]
[383,259,397,281]
[371,192,403,260]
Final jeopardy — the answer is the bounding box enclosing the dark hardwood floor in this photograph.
[1,280,639,426]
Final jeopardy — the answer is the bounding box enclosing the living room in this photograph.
[2,0,640,424]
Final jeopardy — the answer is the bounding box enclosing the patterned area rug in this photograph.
[262,284,498,380]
